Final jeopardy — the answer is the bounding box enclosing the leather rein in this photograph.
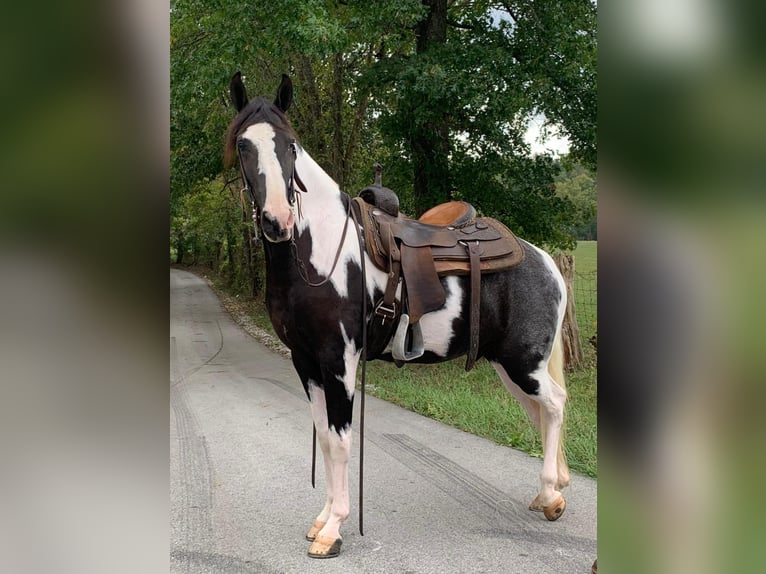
[237,139,369,536]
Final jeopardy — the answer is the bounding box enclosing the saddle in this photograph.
[353,167,524,370]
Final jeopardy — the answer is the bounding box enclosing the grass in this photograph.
[191,240,597,478]
[571,239,597,271]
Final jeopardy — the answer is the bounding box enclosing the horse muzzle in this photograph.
[261,209,295,243]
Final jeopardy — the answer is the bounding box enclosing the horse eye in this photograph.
[237,139,247,150]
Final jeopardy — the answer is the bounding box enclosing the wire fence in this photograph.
[573,270,597,350]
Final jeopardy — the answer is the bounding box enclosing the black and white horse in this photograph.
[225,73,570,558]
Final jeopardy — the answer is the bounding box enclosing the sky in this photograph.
[524,113,571,157]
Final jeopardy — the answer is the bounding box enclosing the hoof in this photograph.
[592,558,597,574]
[528,494,544,512]
[307,535,342,559]
[543,495,566,521]
[305,520,326,542]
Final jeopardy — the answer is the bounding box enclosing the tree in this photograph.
[170,0,597,287]
[555,158,597,240]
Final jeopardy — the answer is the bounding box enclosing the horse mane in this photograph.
[223,97,298,169]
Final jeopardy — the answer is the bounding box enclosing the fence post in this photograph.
[553,253,584,370]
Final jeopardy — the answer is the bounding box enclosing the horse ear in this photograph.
[229,71,249,112]
[274,74,293,113]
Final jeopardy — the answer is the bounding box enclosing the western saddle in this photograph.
[352,165,525,371]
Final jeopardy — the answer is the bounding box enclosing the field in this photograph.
[570,240,597,344]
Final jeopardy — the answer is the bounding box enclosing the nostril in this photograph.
[260,213,275,233]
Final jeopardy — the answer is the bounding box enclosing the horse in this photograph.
[224,72,570,559]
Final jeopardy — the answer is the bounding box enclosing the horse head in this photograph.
[225,72,297,243]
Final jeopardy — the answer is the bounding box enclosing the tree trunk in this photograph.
[296,55,328,166]
[175,231,185,265]
[331,53,345,190]
[225,220,236,287]
[412,0,450,216]
[553,253,584,370]
[240,203,256,296]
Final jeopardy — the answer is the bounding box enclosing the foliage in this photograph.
[494,0,598,170]
[555,158,597,240]
[170,0,597,287]
[170,178,260,293]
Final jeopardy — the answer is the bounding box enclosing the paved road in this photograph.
[170,268,597,573]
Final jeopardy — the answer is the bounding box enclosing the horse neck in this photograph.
[262,146,351,285]
[293,147,350,241]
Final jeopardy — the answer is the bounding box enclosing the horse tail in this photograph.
[543,327,570,488]
[548,327,566,392]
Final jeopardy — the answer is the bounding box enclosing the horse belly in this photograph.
[411,275,468,360]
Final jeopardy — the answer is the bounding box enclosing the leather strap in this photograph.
[377,223,401,322]
[465,241,482,371]
[400,244,445,323]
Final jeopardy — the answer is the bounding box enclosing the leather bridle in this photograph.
[236,138,307,220]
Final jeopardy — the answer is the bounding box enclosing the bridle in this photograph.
[237,139,307,226]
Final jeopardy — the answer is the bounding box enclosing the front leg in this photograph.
[290,354,331,542]
[293,339,359,559]
[306,383,353,559]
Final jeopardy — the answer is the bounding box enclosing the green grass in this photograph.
[571,239,597,272]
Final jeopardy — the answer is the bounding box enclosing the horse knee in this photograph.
[537,377,566,418]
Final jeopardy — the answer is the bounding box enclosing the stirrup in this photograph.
[391,314,424,361]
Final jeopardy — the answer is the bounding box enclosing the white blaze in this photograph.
[241,123,294,229]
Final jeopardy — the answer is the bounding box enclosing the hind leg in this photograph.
[492,361,542,430]
[496,359,568,520]
[493,362,569,492]
[529,366,568,520]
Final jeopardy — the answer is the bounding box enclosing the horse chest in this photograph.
[266,280,352,351]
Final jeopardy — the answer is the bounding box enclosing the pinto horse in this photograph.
[224,72,570,559]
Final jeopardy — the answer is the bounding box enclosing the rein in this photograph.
[349,204,368,537]
[290,197,352,288]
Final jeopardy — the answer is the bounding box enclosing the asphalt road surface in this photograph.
[170,268,597,573]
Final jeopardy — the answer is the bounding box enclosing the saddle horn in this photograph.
[358,163,399,217]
